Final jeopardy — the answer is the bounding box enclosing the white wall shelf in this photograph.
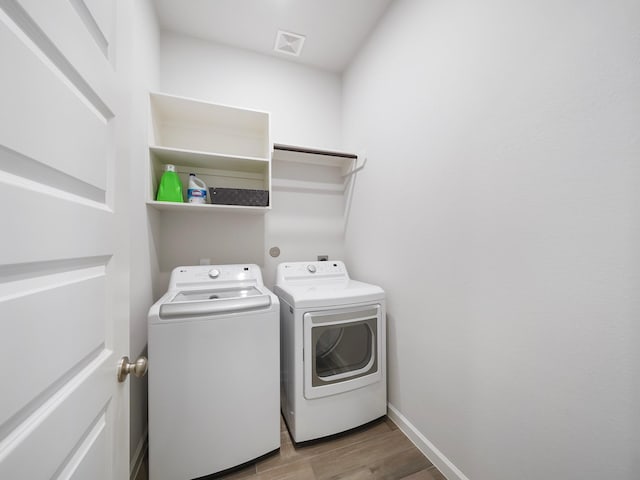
[146,200,269,214]
[272,143,365,176]
[148,92,272,212]
[150,146,270,173]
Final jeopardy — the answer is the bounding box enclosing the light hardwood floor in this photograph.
[136,416,446,480]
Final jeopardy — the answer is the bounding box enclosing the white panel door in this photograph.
[0,0,129,478]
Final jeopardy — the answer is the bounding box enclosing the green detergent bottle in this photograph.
[156,164,183,202]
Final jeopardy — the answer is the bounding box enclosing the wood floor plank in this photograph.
[327,466,376,479]
[252,458,316,480]
[326,447,432,480]
[217,462,258,479]
[309,429,422,480]
[256,419,393,473]
[383,416,399,431]
[426,466,448,480]
[401,470,440,480]
[368,448,432,479]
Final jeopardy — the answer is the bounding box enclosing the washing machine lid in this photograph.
[274,279,384,309]
[159,285,272,319]
[172,286,262,302]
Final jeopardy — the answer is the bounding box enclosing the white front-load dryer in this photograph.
[148,264,280,480]
[274,261,386,443]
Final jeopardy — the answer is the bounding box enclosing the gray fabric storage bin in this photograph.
[209,187,269,207]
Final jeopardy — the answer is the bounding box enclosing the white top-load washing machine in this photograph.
[274,261,386,443]
[148,264,279,480]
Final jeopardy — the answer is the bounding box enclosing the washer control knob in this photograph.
[307,264,317,273]
[208,268,221,279]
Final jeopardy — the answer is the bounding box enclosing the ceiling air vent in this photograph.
[274,30,306,57]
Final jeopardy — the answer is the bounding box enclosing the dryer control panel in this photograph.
[276,261,348,285]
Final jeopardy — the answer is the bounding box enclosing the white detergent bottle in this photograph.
[187,173,208,204]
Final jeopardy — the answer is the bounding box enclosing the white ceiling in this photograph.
[152,0,395,72]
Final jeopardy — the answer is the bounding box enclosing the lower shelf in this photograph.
[146,200,271,214]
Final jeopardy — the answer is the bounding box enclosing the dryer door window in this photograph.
[312,319,377,386]
[303,305,382,399]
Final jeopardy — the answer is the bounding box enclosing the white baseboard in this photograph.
[130,426,148,480]
[387,403,470,480]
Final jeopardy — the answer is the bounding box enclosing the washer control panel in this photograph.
[277,261,348,284]
[169,264,263,288]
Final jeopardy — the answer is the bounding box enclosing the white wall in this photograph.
[126,0,160,473]
[159,31,341,150]
[157,32,345,286]
[342,1,640,479]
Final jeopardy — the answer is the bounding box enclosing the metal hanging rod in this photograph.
[273,143,357,159]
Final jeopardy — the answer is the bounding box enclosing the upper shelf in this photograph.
[150,146,269,174]
[150,92,271,160]
[272,143,366,176]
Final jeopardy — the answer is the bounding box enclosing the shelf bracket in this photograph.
[342,156,367,177]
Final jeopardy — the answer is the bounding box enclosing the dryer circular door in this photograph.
[303,304,382,399]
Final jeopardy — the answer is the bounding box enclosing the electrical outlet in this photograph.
[317,255,328,261]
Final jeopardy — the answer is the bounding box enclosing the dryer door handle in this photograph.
[159,295,272,319]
